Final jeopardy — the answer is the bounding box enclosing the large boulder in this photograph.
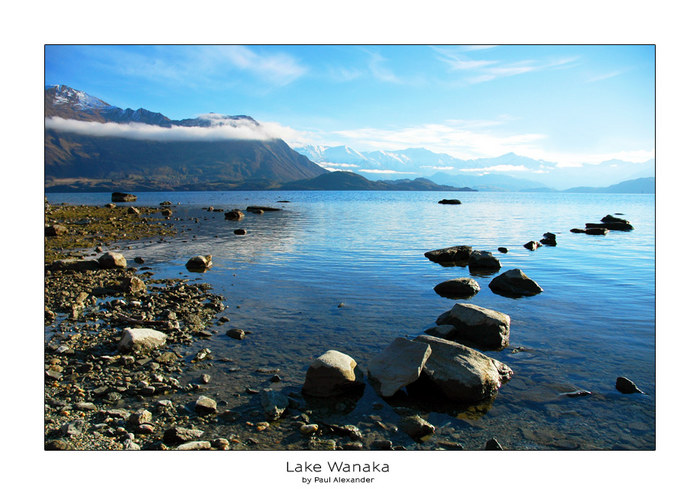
[302,350,363,397]
[433,278,480,298]
[186,255,212,272]
[424,245,473,263]
[367,337,432,397]
[488,269,543,297]
[98,252,127,269]
[414,335,513,403]
[436,303,510,350]
[467,250,501,272]
[118,328,167,354]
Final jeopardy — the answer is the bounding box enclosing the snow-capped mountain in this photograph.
[295,144,655,190]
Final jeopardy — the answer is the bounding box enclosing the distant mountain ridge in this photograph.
[295,144,654,191]
[45,85,326,190]
[279,171,476,191]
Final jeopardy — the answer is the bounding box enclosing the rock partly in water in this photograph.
[398,415,435,441]
[600,214,634,231]
[226,328,245,340]
[585,227,609,236]
[540,232,557,246]
[523,240,542,251]
[367,337,432,397]
[467,250,501,273]
[234,229,247,235]
[117,328,167,354]
[424,245,473,263]
[438,199,461,205]
[98,252,127,269]
[414,335,513,403]
[424,324,458,340]
[570,228,586,234]
[484,438,504,450]
[302,350,364,397]
[433,278,481,299]
[497,247,508,253]
[246,205,281,212]
[616,376,644,394]
[185,255,212,272]
[435,303,510,350]
[224,209,245,220]
[112,192,137,202]
[260,389,289,420]
[488,269,543,297]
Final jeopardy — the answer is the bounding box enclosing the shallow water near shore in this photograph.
[46,190,655,450]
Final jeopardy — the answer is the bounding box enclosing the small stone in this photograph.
[226,328,245,340]
[300,424,319,435]
[399,415,435,441]
[497,247,508,253]
[163,427,204,445]
[260,389,289,420]
[176,441,211,451]
[195,395,218,415]
[128,409,153,425]
[234,229,247,235]
[212,438,230,450]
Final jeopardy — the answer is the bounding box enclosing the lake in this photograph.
[45,190,655,450]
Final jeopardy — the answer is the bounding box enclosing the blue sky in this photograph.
[45,44,654,171]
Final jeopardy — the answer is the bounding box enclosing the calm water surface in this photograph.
[46,190,655,450]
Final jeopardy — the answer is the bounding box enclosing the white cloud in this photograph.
[46,116,293,142]
[422,165,455,171]
[216,46,307,86]
[359,169,414,174]
[319,161,359,169]
[460,164,530,173]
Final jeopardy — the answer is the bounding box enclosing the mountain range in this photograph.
[294,144,655,191]
[44,85,654,193]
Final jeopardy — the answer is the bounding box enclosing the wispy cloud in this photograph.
[358,169,414,175]
[367,51,402,84]
[44,116,307,143]
[587,70,624,83]
[433,46,579,84]
[215,46,307,86]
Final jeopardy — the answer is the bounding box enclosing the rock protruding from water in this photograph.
[399,415,435,441]
[467,250,501,273]
[424,246,473,263]
[368,337,432,397]
[523,240,542,251]
[433,278,481,298]
[224,209,245,221]
[117,328,167,354]
[112,192,137,202]
[438,199,461,205]
[185,255,212,272]
[234,229,247,235]
[488,269,543,297]
[260,389,289,420]
[414,335,513,403]
[302,350,364,397]
[540,232,557,246]
[246,205,281,212]
[435,303,510,350]
[616,376,644,394]
[98,252,127,269]
[585,227,608,235]
[601,214,634,231]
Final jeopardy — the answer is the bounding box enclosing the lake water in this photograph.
[46,190,655,450]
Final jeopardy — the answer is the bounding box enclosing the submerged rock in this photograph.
[302,350,364,397]
[246,205,281,212]
[414,335,513,403]
[436,303,510,350]
[260,389,289,420]
[489,269,543,297]
[368,337,432,397]
[117,328,167,354]
[433,278,481,298]
[424,245,473,263]
[398,415,435,441]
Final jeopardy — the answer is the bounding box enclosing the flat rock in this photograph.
[163,426,204,445]
[433,278,480,298]
[368,337,432,397]
[436,303,510,350]
[438,199,461,204]
[488,269,543,297]
[302,350,363,397]
[98,252,127,269]
[175,441,211,451]
[424,245,472,263]
[414,335,513,403]
[112,192,137,202]
[117,328,167,354]
[585,227,608,235]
